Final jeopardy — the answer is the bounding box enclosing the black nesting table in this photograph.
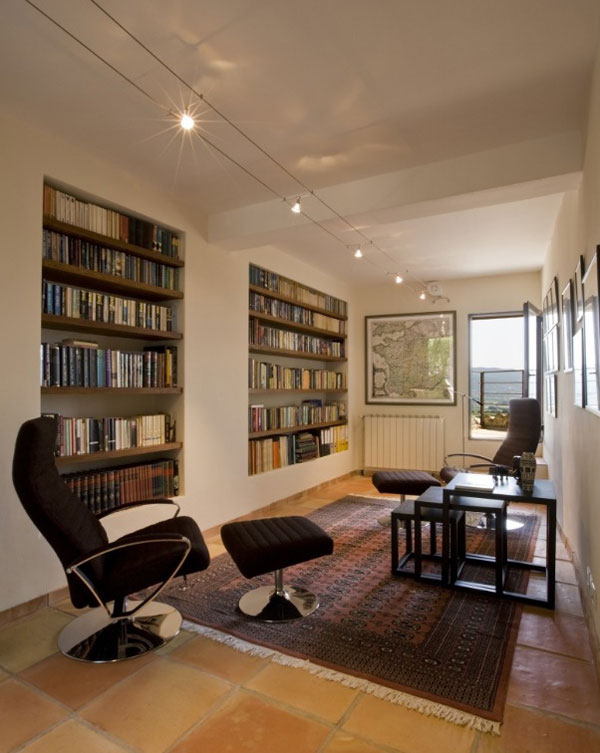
[441,473,557,609]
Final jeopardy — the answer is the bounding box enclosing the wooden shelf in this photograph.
[249,284,347,321]
[42,386,182,395]
[248,310,346,339]
[42,260,183,302]
[55,442,183,466]
[248,345,346,362]
[249,419,347,439]
[248,388,347,394]
[43,216,184,268]
[42,314,182,341]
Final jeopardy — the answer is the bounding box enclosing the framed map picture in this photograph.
[583,250,600,415]
[561,278,574,373]
[365,311,456,405]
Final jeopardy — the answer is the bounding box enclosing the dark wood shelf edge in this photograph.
[42,314,182,341]
[44,216,184,268]
[42,387,182,395]
[55,442,183,466]
[248,345,346,362]
[249,310,346,339]
[43,260,183,302]
[249,284,347,320]
[249,420,347,439]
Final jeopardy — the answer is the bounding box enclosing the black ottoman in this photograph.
[372,469,441,499]
[221,516,333,622]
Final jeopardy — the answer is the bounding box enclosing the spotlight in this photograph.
[354,247,363,258]
[395,274,403,284]
[419,291,426,300]
[180,113,195,130]
[291,197,301,214]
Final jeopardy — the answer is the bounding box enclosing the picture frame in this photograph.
[561,278,574,373]
[365,311,456,405]
[545,373,557,417]
[542,276,560,373]
[574,254,585,322]
[573,324,585,408]
[583,249,599,415]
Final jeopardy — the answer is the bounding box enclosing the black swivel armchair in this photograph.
[12,416,210,663]
[440,398,541,482]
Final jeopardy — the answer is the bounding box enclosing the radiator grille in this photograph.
[363,414,445,472]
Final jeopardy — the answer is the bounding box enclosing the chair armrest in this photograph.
[66,533,190,572]
[96,498,180,520]
[443,452,494,466]
[66,533,191,618]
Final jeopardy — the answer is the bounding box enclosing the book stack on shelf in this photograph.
[41,341,178,389]
[248,263,348,476]
[63,459,179,514]
[41,183,184,492]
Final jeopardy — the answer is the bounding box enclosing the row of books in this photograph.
[248,401,346,433]
[43,185,180,258]
[48,413,175,457]
[249,320,344,357]
[43,230,179,290]
[249,292,345,334]
[248,359,346,390]
[41,342,178,388]
[42,281,175,332]
[63,459,178,514]
[249,264,347,317]
[248,425,348,475]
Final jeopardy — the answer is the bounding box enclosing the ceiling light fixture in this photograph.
[179,112,195,131]
[419,291,427,300]
[30,0,446,304]
[354,247,363,258]
[395,274,403,284]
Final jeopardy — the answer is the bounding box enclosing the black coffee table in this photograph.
[441,473,557,609]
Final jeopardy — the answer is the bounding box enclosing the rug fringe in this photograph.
[182,621,500,735]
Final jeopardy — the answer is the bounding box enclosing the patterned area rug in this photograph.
[162,495,540,733]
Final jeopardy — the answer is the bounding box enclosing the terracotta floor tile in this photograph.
[322,731,389,753]
[555,559,578,585]
[170,634,267,683]
[245,663,359,722]
[81,657,231,753]
[507,645,600,724]
[0,609,72,672]
[21,649,155,708]
[52,598,88,616]
[555,582,584,616]
[477,704,600,753]
[155,626,195,655]
[170,689,330,753]
[517,609,593,661]
[0,678,68,753]
[342,695,476,753]
[18,720,130,753]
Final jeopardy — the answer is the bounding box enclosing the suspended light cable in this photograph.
[25,0,433,293]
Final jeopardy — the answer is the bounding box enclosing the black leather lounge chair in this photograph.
[12,416,210,663]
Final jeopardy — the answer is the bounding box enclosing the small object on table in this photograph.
[517,451,537,495]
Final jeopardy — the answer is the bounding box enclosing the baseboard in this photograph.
[0,586,69,629]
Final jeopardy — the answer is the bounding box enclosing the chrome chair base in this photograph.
[57,600,182,663]
[238,585,319,622]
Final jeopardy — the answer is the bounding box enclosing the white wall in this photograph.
[0,111,355,612]
[351,272,541,467]
[541,36,600,643]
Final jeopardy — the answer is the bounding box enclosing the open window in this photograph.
[469,312,526,439]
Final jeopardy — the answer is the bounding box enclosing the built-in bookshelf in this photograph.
[41,184,184,511]
[248,263,348,475]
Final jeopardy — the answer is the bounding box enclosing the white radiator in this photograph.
[363,415,445,472]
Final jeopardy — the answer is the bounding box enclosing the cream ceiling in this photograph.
[1,0,599,282]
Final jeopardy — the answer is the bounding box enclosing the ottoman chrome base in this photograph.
[238,569,319,622]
